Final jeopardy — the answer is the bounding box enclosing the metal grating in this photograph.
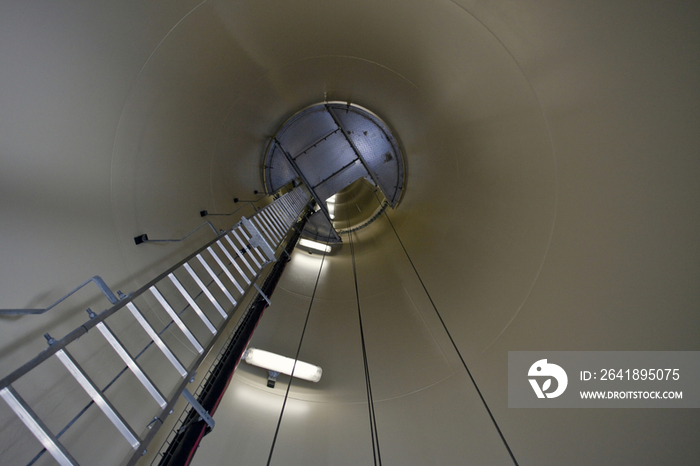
[263,102,406,238]
[277,108,336,157]
[295,131,363,188]
[265,144,297,194]
[315,161,370,203]
[333,109,402,205]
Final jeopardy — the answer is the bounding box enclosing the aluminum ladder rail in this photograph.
[0,187,310,466]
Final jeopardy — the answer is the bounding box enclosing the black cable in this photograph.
[346,208,382,466]
[375,193,520,466]
[266,231,331,466]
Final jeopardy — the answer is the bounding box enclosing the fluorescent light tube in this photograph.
[298,238,331,253]
[244,347,322,383]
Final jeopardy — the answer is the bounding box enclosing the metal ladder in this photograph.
[0,187,310,466]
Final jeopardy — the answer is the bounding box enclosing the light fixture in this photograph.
[243,347,323,383]
[298,238,331,253]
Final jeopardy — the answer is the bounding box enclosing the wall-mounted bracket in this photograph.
[253,283,271,306]
[267,371,280,389]
[181,389,215,431]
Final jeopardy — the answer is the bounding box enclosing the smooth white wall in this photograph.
[0,0,698,465]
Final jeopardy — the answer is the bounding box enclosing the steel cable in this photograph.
[346,207,383,466]
[373,192,519,466]
[266,229,332,466]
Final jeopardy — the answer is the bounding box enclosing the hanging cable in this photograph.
[346,207,383,466]
[266,229,332,466]
[374,193,519,466]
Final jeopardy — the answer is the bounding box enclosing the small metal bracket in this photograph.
[267,371,280,388]
[241,217,276,261]
[254,284,271,306]
[0,276,119,316]
[181,388,215,431]
[134,221,219,245]
[147,416,162,430]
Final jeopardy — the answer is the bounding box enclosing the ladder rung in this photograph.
[126,302,187,377]
[232,229,262,269]
[55,349,140,449]
[149,286,204,354]
[267,204,285,232]
[0,386,79,466]
[95,321,167,408]
[255,210,282,247]
[272,202,290,230]
[238,227,268,265]
[225,233,255,276]
[252,215,278,247]
[207,246,245,295]
[251,244,268,264]
[290,189,300,206]
[277,195,293,224]
[168,273,217,335]
[269,205,288,237]
[217,240,251,285]
[285,195,300,223]
[280,200,293,226]
[196,254,237,307]
[257,209,280,242]
[260,208,283,240]
[182,263,227,319]
[270,202,291,230]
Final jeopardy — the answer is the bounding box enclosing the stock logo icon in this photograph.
[528,359,568,399]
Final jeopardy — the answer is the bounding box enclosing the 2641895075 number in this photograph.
[600,369,679,381]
